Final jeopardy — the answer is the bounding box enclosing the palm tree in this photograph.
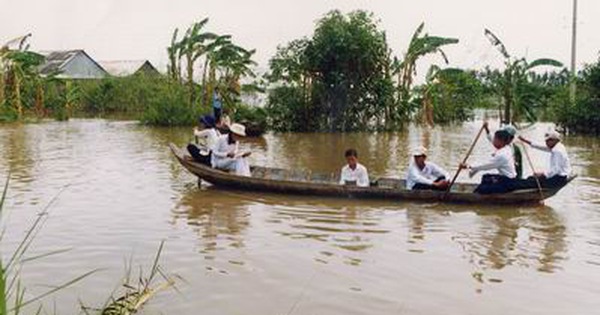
[484,29,563,124]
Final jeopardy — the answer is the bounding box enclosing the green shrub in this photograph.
[139,81,199,126]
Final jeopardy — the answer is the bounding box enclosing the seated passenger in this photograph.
[460,130,517,194]
[187,115,220,166]
[517,130,572,188]
[406,146,449,191]
[211,123,251,176]
[339,149,369,187]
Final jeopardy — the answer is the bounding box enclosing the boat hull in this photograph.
[170,144,573,205]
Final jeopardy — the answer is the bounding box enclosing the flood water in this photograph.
[1,119,599,315]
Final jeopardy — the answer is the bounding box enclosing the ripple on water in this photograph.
[2,120,600,315]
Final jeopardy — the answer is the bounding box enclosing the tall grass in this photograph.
[0,175,97,314]
[1,175,175,314]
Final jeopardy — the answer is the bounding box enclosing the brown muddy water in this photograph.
[1,119,599,315]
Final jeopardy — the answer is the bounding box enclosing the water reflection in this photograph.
[171,187,251,253]
[451,207,567,274]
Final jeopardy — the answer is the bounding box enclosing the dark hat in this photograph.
[199,115,216,128]
[494,129,512,142]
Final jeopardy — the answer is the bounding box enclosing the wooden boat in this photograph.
[170,144,575,205]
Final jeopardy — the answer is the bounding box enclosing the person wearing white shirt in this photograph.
[405,146,449,190]
[339,149,370,187]
[211,123,252,176]
[518,130,572,188]
[194,116,220,152]
[187,115,220,166]
[483,122,523,179]
[460,130,517,194]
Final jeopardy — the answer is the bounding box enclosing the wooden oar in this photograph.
[444,124,486,198]
[518,142,545,203]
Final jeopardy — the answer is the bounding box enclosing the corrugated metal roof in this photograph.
[38,49,107,79]
[98,60,159,77]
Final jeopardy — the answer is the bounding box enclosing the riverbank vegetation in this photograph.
[1,11,599,134]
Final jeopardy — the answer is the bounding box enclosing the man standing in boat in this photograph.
[406,146,450,190]
[460,130,517,194]
[518,130,572,188]
[483,121,523,179]
[339,149,370,187]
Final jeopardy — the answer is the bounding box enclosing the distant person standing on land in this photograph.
[212,87,223,122]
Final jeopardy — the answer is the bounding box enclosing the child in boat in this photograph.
[460,130,517,194]
[339,149,370,187]
[212,123,251,176]
[517,130,572,188]
[406,146,449,190]
[187,115,220,166]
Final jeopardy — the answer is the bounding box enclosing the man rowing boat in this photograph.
[460,130,517,194]
[483,121,523,179]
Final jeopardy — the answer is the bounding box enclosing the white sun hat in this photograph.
[545,130,561,141]
[410,146,428,157]
[229,123,247,137]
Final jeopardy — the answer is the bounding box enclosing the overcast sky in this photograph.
[1,0,598,77]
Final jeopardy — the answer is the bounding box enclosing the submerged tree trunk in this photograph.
[186,53,195,107]
[34,81,44,118]
[201,58,210,107]
[14,74,22,120]
[0,70,4,107]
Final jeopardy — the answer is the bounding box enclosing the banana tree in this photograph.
[484,29,563,124]
[208,42,257,107]
[0,34,45,120]
[200,35,232,107]
[179,18,221,106]
[166,28,182,82]
[418,66,470,126]
[395,23,459,105]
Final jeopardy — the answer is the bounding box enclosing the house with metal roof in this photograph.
[39,50,108,79]
[98,60,161,77]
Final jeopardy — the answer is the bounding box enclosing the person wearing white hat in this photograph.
[405,146,449,190]
[339,149,370,187]
[211,123,252,176]
[518,130,572,188]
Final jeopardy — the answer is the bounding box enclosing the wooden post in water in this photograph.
[570,0,578,104]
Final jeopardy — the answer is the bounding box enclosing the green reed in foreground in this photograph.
[92,241,176,315]
[0,174,176,314]
[0,175,96,314]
